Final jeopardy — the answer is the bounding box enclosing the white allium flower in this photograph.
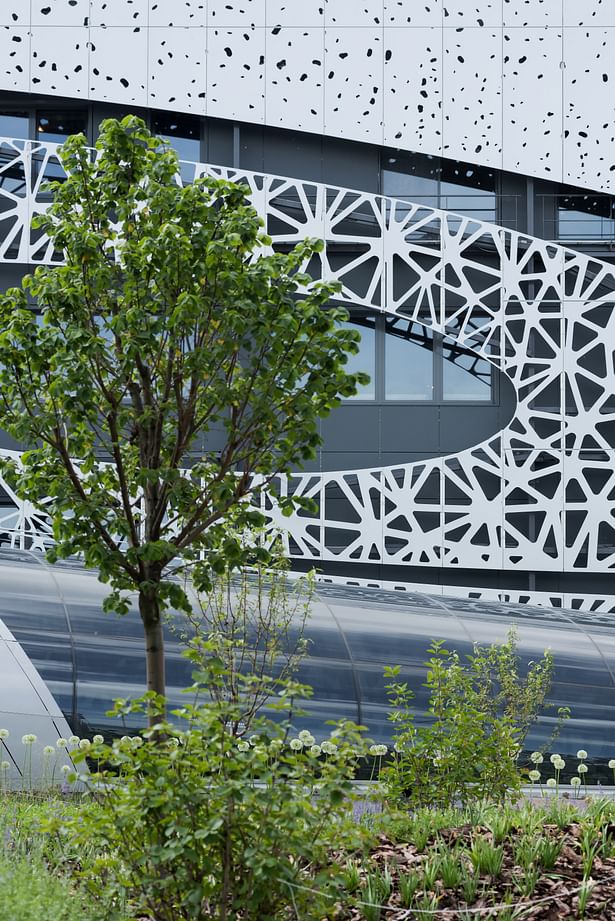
[56,738,68,749]
[60,764,71,775]
[92,735,104,745]
[577,750,588,760]
[43,745,55,756]
[369,744,388,757]
[571,776,581,787]
[549,753,561,765]
[166,738,180,749]
[321,741,338,755]
[309,744,322,756]
[68,736,80,746]
[529,769,541,782]
[0,761,9,770]
[609,759,615,770]
[546,778,557,788]
[269,739,283,751]
[554,758,565,770]
[131,737,143,748]
[120,736,131,747]
[79,739,91,751]
[530,751,544,764]
[0,729,9,740]
[237,741,250,752]
[289,738,303,751]
[298,730,315,744]
[21,734,37,745]
[578,763,588,774]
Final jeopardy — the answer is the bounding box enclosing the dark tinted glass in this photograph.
[0,112,29,139]
[385,318,434,400]
[36,111,87,143]
[151,112,201,162]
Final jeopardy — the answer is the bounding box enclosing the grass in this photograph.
[0,796,118,921]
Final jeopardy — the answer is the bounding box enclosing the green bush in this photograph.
[57,665,368,921]
[381,631,562,809]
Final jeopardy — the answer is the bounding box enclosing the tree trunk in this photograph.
[139,589,166,725]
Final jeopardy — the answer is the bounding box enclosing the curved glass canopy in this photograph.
[0,549,613,757]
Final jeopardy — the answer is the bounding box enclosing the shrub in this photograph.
[381,631,561,808]
[57,669,368,921]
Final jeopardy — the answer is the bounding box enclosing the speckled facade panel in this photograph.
[149,0,206,28]
[266,27,324,132]
[207,26,266,121]
[442,27,502,168]
[324,27,383,142]
[31,27,89,97]
[0,2,615,201]
[148,27,207,112]
[89,26,148,105]
[266,0,325,28]
[0,26,30,92]
[502,27,563,180]
[383,27,442,153]
[563,28,615,190]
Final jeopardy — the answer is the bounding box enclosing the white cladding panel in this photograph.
[2,1,615,192]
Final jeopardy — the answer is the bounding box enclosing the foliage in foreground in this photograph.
[57,665,369,921]
[381,630,568,809]
[0,797,120,921]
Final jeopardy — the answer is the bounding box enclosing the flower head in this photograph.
[369,744,388,757]
[546,778,557,788]
[237,741,250,752]
[60,764,71,776]
[554,757,565,770]
[298,730,315,746]
[56,738,67,749]
[321,741,338,755]
[0,761,9,770]
[0,729,9,740]
[571,776,581,787]
[79,739,91,751]
[530,751,544,764]
[577,750,588,760]
[578,763,588,774]
[549,753,561,765]
[289,738,303,751]
[21,734,36,745]
[68,736,80,746]
[43,745,55,756]
[609,759,615,770]
[309,744,322,756]
[93,735,104,745]
[529,769,541,782]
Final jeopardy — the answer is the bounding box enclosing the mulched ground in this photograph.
[333,821,615,919]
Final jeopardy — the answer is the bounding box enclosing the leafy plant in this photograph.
[54,660,368,921]
[381,630,561,809]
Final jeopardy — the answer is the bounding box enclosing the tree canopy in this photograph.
[0,116,366,708]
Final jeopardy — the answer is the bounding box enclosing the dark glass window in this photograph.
[36,111,88,143]
[0,111,29,139]
[442,336,493,402]
[340,316,376,401]
[385,317,434,400]
[151,112,201,163]
[341,313,494,404]
[382,151,497,223]
[557,189,615,241]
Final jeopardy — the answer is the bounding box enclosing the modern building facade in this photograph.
[0,0,613,618]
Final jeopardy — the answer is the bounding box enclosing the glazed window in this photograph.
[385,318,434,400]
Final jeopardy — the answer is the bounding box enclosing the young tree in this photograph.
[0,116,366,716]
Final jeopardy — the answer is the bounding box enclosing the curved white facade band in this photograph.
[0,0,614,191]
[0,141,615,611]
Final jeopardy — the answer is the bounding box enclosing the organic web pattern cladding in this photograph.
[1,140,615,610]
